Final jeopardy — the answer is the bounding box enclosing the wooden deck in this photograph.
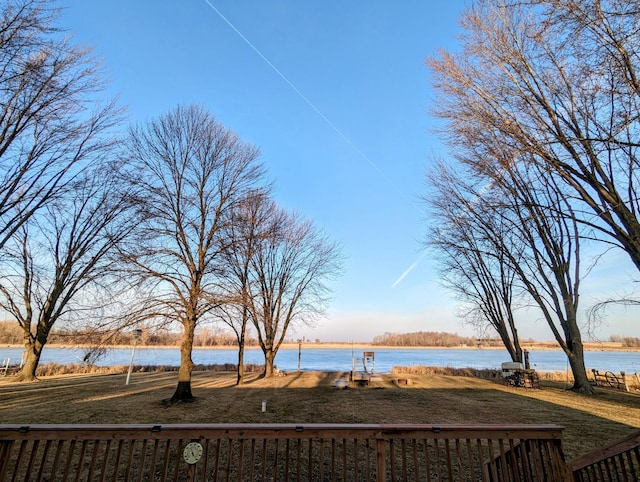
[350,370,371,383]
[0,423,569,481]
[571,429,640,481]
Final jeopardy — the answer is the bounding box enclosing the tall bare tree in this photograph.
[123,104,264,401]
[0,0,122,251]
[427,164,525,363]
[426,155,594,391]
[244,207,342,378]
[428,0,640,272]
[426,0,640,391]
[0,161,137,381]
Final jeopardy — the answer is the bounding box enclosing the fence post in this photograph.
[621,372,630,392]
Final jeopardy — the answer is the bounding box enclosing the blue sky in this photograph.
[57,1,638,342]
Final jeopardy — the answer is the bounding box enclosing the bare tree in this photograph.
[0,0,122,251]
[426,0,640,391]
[426,164,525,363]
[245,207,342,378]
[122,104,265,401]
[214,189,273,385]
[428,0,640,271]
[497,162,593,392]
[0,161,137,381]
[426,156,594,391]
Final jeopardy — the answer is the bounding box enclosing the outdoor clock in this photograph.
[183,441,203,464]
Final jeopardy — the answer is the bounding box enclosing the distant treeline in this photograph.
[0,321,256,347]
[372,331,640,348]
[607,335,640,348]
[371,331,487,347]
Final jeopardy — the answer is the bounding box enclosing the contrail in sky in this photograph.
[204,1,426,289]
[203,1,402,196]
[391,250,429,289]
[390,172,504,288]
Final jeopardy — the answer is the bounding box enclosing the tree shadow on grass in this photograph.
[1,371,638,461]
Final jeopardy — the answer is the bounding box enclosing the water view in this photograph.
[2,346,638,374]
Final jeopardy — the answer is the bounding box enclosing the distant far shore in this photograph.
[282,341,640,352]
[3,341,639,352]
[520,341,640,352]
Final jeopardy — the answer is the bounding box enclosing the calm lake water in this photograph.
[1,346,639,374]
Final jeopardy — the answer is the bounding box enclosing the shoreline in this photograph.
[3,341,638,352]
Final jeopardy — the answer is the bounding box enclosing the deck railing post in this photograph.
[376,438,386,482]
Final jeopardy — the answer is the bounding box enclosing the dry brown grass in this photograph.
[1,369,639,462]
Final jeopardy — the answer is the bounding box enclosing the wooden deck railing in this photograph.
[570,429,640,481]
[0,423,568,481]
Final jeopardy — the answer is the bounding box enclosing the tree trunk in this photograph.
[556,306,593,393]
[262,349,276,378]
[171,320,196,402]
[235,310,248,385]
[14,338,45,382]
[565,342,594,394]
[171,380,194,401]
[500,332,523,364]
[14,347,40,382]
[236,341,245,385]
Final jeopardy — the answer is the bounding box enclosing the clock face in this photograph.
[183,441,203,464]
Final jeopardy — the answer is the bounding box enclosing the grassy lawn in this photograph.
[1,370,638,461]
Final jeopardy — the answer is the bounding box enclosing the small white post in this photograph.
[125,329,142,385]
[261,400,267,412]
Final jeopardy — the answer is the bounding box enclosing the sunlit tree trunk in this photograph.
[171,318,196,401]
[262,348,276,378]
[562,316,591,393]
[15,339,44,382]
[236,339,245,385]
